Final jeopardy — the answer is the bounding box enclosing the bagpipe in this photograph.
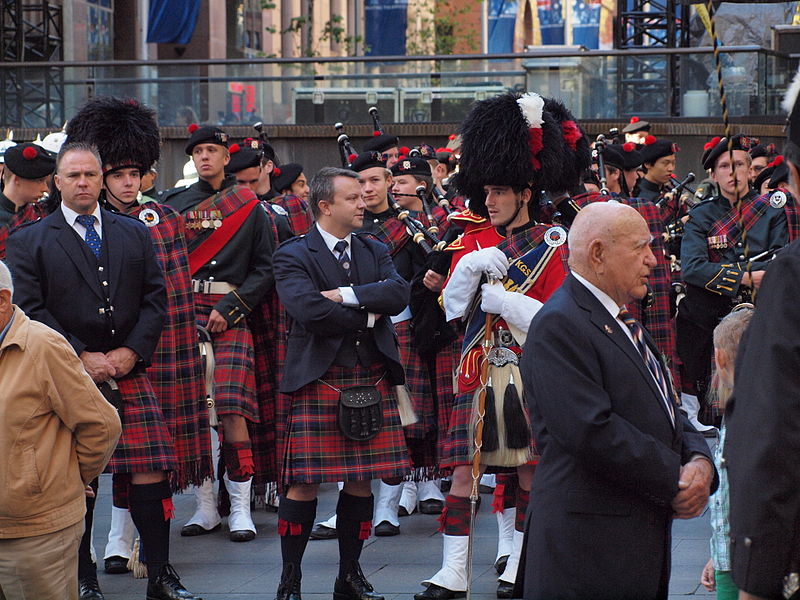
[335,122,359,168]
[387,192,446,254]
[369,106,385,135]
[592,133,612,196]
[252,121,277,164]
[660,172,697,255]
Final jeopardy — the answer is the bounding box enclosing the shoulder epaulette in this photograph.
[445,233,465,252]
[449,209,486,224]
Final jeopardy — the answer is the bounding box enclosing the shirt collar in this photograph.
[316,222,353,254]
[572,271,622,320]
[60,201,102,228]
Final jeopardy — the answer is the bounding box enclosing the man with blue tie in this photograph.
[6,142,201,600]
[521,202,717,600]
[272,167,411,600]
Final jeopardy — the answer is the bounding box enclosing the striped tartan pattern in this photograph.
[106,371,177,474]
[705,193,769,262]
[274,193,314,235]
[573,192,680,389]
[131,202,213,490]
[0,201,47,259]
[194,293,259,421]
[432,334,460,473]
[370,216,412,256]
[282,363,411,487]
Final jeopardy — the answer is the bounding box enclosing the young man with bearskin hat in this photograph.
[5,139,201,600]
[677,134,788,433]
[160,124,275,545]
[272,166,412,600]
[417,92,574,600]
[63,97,216,585]
[0,142,53,259]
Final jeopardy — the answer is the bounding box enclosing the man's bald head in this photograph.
[568,201,657,306]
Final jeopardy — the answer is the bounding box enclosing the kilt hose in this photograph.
[282,363,411,487]
[395,319,438,473]
[106,371,177,474]
[194,292,259,422]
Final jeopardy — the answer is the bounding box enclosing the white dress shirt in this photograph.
[61,202,103,240]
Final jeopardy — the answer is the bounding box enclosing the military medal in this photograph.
[544,226,567,247]
[201,219,211,229]
[770,190,787,209]
[707,235,727,249]
[138,207,160,227]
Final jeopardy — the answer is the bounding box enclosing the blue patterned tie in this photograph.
[334,240,352,280]
[618,307,675,425]
[76,214,102,258]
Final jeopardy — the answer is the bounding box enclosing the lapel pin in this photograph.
[603,324,613,334]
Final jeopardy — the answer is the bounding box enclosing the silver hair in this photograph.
[0,260,13,295]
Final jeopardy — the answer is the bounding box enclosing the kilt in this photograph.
[195,293,259,421]
[282,363,411,487]
[106,371,177,474]
[432,335,460,470]
[396,319,437,471]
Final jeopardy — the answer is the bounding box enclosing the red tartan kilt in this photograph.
[439,387,538,470]
[195,293,259,421]
[282,363,411,486]
[433,336,459,456]
[106,371,177,474]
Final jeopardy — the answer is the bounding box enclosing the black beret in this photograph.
[622,117,650,134]
[4,143,56,179]
[748,143,775,160]
[640,136,679,165]
[769,162,789,189]
[225,143,261,174]
[272,163,303,193]
[602,143,643,170]
[390,156,432,178]
[702,134,756,171]
[363,133,399,154]
[350,152,387,173]
[185,124,229,155]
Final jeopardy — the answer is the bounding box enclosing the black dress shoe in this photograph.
[494,555,509,575]
[230,529,256,542]
[419,499,444,515]
[333,562,384,600]
[309,523,338,540]
[398,505,416,517]
[275,563,302,600]
[146,564,203,600]
[180,523,220,537]
[79,576,105,600]
[413,583,466,600]
[104,555,131,574]
[496,581,515,599]
[373,520,399,536]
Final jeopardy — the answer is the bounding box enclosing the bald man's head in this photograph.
[568,202,657,306]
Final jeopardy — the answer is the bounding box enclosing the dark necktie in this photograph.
[618,307,675,425]
[334,239,352,280]
[76,214,102,258]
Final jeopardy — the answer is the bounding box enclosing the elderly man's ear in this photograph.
[588,239,605,272]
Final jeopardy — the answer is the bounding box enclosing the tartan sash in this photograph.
[706,194,769,262]
[370,216,412,257]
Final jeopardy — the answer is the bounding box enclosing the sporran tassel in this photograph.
[503,370,530,449]
[482,377,499,452]
[394,385,419,426]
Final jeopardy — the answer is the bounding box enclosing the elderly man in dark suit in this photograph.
[6,142,201,600]
[272,166,411,600]
[521,201,716,600]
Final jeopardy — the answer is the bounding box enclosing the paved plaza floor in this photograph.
[91,476,716,600]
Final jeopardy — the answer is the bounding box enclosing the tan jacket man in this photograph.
[0,260,121,600]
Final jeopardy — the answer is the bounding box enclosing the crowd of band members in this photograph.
[0,92,795,600]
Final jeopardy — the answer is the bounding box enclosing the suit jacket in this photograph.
[273,226,409,393]
[726,239,800,599]
[521,274,715,600]
[6,207,166,363]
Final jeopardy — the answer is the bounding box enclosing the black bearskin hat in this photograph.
[65,96,161,172]
[452,92,566,217]
[542,97,591,190]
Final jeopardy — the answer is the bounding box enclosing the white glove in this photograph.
[480,281,507,315]
[467,247,508,280]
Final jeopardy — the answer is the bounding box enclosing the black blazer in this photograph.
[521,274,715,600]
[273,226,409,393]
[6,207,166,363]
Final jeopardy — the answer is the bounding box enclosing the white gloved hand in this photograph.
[467,247,508,280]
[480,282,507,315]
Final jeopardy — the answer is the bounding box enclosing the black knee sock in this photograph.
[129,480,173,585]
[336,492,373,578]
[78,477,99,580]
[278,496,317,571]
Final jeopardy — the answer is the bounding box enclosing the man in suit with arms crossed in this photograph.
[521,202,716,600]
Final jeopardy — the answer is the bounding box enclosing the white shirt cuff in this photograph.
[367,313,376,328]
[339,286,359,307]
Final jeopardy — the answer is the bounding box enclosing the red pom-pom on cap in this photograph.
[398,155,407,161]
[644,135,657,146]
[348,153,358,163]
[229,143,240,154]
[703,136,721,151]
[187,123,199,134]
[373,131,381,137]
[273,167,282,177]
[22,146,38,160]
[623,142,636,153]
[630,116,639,124]
[772,155,785,167]
[399,146,410,155]
[448,134,456,140]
